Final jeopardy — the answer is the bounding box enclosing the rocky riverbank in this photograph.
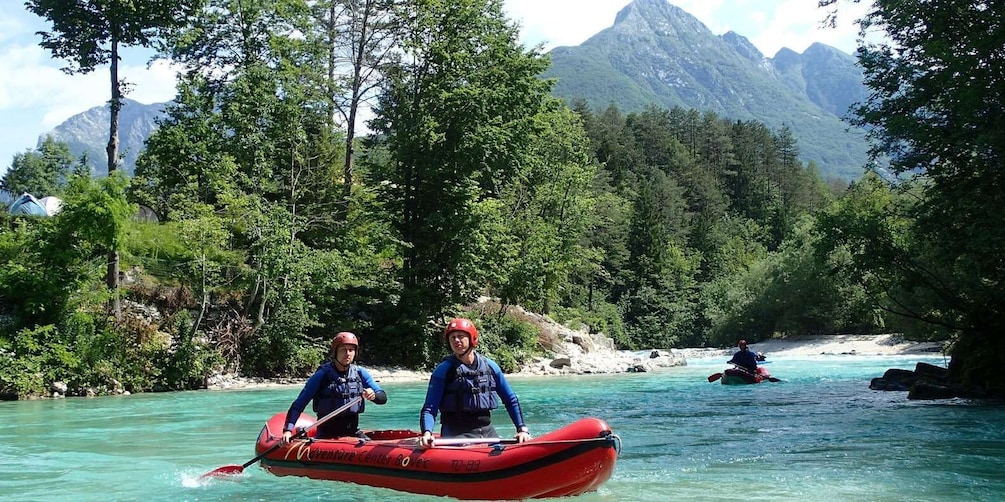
[205,309,947,391]
[205,320,690,390]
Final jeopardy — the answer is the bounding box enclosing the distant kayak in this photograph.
[253,412,621,499]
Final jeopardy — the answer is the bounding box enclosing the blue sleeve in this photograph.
[488,359,526,430]
[283,367,327,431]
[420,362,451,433]
[358,367,383,393]
[358,367,387,404]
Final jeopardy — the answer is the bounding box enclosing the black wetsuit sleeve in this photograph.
[373,389,388,405]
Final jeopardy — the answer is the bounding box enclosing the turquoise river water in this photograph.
[2,353,1003,501]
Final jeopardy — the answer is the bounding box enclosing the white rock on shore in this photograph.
[514,338,686,376]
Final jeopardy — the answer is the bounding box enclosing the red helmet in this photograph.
[331,332,359,353]
[444,318,479,347]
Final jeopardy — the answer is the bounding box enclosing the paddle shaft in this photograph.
[244,395,362,467]
[202,396,362,477]
[729,363,781,382]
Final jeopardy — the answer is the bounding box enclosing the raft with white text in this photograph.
[253,412,621,499]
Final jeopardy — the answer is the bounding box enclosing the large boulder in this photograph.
[870,360,985,400]
[869,368,917,391]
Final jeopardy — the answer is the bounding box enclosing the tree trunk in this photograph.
[106,37,122,320]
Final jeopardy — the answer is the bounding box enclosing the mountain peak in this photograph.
[542,1,871,181]
[42,99,167,177]
[722,31,764,62]
[613,0,710,38]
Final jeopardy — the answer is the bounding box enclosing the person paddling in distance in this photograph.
[280,332,387,444]
[728,339,759,374]
[419,318,531,449]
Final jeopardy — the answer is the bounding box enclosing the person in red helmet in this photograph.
[280,331,387,443]
[419,317,531,448]
[728,339,759,374]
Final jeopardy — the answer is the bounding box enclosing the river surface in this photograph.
[2,353,1003,501]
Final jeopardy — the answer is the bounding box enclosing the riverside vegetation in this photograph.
[1,0,1001,400]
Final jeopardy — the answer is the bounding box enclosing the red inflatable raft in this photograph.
[253,413,621,499]
[721,366,775,385]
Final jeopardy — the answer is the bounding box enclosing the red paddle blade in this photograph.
[200,465,244,478]
[707,372,723,383]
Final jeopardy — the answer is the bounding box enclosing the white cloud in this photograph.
[503,0,624,49]
[1,45,176,118]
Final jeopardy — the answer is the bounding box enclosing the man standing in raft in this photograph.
[419,317,531,448]
[281,332,387,443]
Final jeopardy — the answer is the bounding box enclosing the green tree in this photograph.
[576,103,642,191]
[27,0,199,317]
[307,0,405,206]
[369,0,554,363]
[820,0,1005,395]
[488,105,597,314]
[619,167,698,349]
[1,136,77,198]
[0,173,133,327]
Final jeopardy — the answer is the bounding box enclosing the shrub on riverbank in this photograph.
[0,308,221,399]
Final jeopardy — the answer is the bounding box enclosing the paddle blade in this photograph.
[767,377,782,383]
[707,372,723,383]
[200,465,244,479]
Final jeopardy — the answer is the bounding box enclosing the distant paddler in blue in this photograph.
[281,332,387,443]
[419,317,531,448]
[728,339,759,373]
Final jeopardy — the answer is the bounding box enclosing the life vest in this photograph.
[312,363,365,416]
[440,353,498,413]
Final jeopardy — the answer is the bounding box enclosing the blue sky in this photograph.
[0,0,869,177]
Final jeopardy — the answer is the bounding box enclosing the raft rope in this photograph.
[434,434,622,454]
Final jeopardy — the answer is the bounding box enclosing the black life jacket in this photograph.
[312,362,364,416]
[440,353,498,413]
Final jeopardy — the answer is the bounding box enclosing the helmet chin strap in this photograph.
[455,343,476,362]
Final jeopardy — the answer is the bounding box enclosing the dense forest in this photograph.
[1,0,1001,400]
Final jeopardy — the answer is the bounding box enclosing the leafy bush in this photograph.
[464,312,542,373]
[153,313,224,390]
[0,324,79,398]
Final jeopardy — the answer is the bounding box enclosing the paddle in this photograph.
[729,363,782,383]
[200,396,363,479]
[431,437,521,446]
[707,372,723,383]
[430,436,612,447]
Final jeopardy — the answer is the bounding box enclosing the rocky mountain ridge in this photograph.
[543,0,871,181]
[39,98,164,177]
